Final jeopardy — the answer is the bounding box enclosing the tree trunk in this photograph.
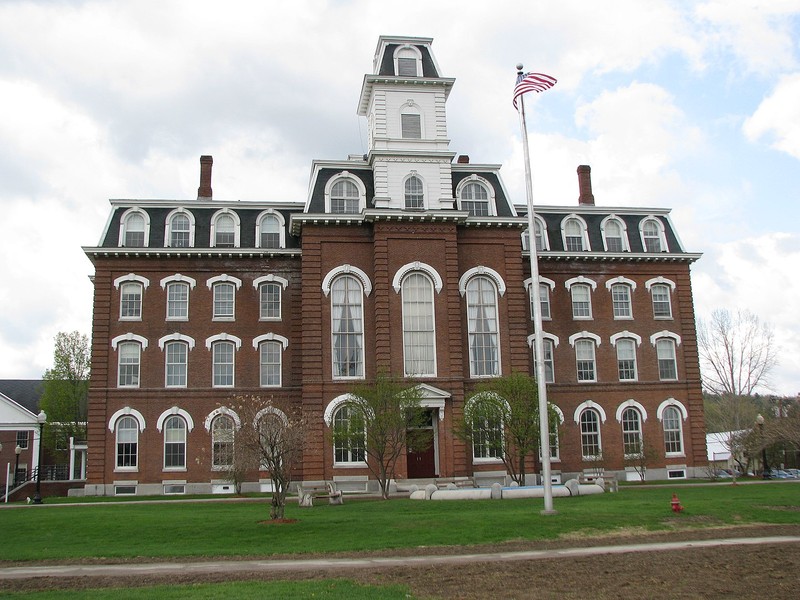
[519,454,526,486]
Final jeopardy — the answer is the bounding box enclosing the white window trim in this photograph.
[455,175,497,216]
[524,276,555,320]
[547,404,564,462]
[604,276,637,292]
[108,407,147,432]
[252,333,289,350]
[644,276,676,291]
[322,264,372,297]
[116,278,146,322]
[163,208,196,248]
[206,274,243,290]
[156,407,195,432]
[645,277,675,320]
[600,215,629,252]
[210,208,241,248]
[609,331,642,347]
[639,216,668,252]
[561,214,591,252]
[324,171,367,214]
[522,216,549,252]
[205,333,242,350]
[158,333,196,351]
[207,275,242,322]
[465,392,509,464]
[568,282,594,320]
[400,103,423,139]
[459,266,506,297]
[204,406,241,431]
[114,273,150,290]
[649,331,682,347]
[527,332,560,348]
[160,274,197,289]
[570,333,600,383]
[573,400,607,424]
[111,333,148,350]
[253,275,288,321]
[393,262,443,294]
[564,276,597,292]
[615,399,648,423]
[118,207,150,247]
[255,209,286,249]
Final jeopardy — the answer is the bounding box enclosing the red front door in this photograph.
[406,428,436,478]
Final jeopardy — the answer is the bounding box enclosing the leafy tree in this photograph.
[338,371,427,500]
[456,372,558,486]
[229,395,306,520]
[40,331,90,455]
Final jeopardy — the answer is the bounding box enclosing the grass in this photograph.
[0,580,414,599]
[0,483,798,562]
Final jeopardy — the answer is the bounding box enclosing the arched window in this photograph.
[210,210,240,248]
[532,337,556,383]
[211,414,235,470]
[662,405,684,455]
[402,272,436,376]
[571,284,592,319]
[562,217,589,251]
[601,216,628,252]
[115,415,139,469]
[260,282,281,319]
[331,179,360,214]
[120,209,148,247]
[641,217,667,252]
[610,283,633,319]
[575,339,597,382]
[395,45,421,76]
[523,218,549,252]
[621,407,643,457]
[259,340,282,387]
[651,284,672,318]
[656,338,678,381]
[579,408,602,459]
[257,212,284,249]
[167,282,190,320]
[119,282,143,320]
[164,340,188,387]
[466,394,504,461]
[400,102,422,139]
[117,342,141,388]
[615,338,638,381]
[331,275,365,378]
[465,276,500,377]
[332,404,366,464]
[167,211,192,248]
[404,175,424,209]
[163,415,187,469]
[213,282,236,319]
[460,181,490,216]
[212,340,236,387]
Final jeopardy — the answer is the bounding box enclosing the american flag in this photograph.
[513,72,557,110]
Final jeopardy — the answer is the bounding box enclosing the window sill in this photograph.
[472,458,503,465]
[163,467,187,472]
[333,462,368,469]
[119,317,142,322]
[572,316,593,320]
[166,317,189,322]
[613,316,634,320]
[212,317,235,322]
[114,467,139,473]
[665,452,685,458]
[654,316,674,320]
[260,384,282,388]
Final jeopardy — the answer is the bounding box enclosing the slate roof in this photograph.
[0,380,43,414]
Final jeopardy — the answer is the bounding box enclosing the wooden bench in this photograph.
[435,477,477,489]
[297,481,343,507]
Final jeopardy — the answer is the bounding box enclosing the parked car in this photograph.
[766,469,794,479]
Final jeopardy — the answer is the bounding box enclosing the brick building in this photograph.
[82,36,706,496]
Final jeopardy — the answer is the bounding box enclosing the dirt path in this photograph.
[2,525,799,599]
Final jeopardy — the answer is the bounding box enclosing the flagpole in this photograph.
[516,64,556,515]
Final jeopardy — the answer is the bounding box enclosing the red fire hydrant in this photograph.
[671,492,684,513]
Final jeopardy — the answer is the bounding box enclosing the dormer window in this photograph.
[459,181,490,216]
[331,179,360,214]
[563,217,589,251]
[215,214,235,247]
[256,210,286,249]
[404,175,424,209]
[119,209,149,248]
[640,217,667,252]
[601,216,628,252]
[165,209,195,248]
[395,45,422,77]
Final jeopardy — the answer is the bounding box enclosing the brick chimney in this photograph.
[197,155,213,201]
[577,165,594,206]
[457,155,470,164]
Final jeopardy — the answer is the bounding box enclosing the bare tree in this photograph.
[698,308,777,397]
[455,372,559,486]
[230,395,306,520]
[699,309,778,480]
[338,372,427,500]
[623,438,658,482]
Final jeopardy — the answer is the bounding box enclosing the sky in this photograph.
[0,0,798,396]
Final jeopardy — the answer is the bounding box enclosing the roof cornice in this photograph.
[358,76,456,116]
[107,199,304,210]
[83,247,303,261]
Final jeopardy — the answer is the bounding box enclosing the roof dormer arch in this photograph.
[324,171,367,214]
[394,44,423,77]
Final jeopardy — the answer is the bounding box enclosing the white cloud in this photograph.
[693,232,800,395]
[743,73,800,159]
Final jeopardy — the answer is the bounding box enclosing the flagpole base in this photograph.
[540,509,559,516]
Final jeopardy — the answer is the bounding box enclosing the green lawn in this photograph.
[0,580,413,600]
[0,483,798,562]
